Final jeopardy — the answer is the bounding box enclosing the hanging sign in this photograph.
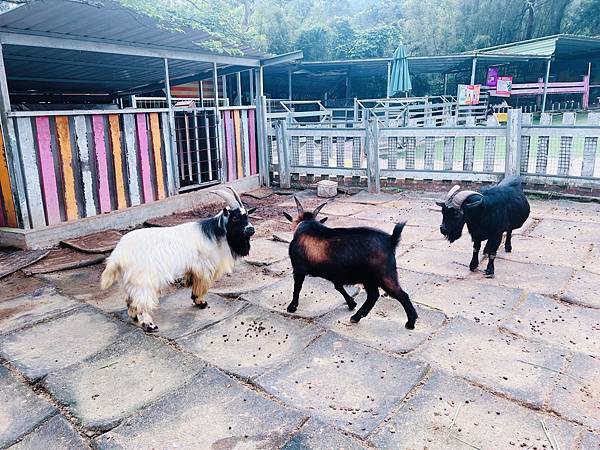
[457,84,481,105]
[495,76,513,97]
[486,67,499,87]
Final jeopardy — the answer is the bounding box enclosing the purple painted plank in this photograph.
[35,116,61,225]
[248,109,257,175]
[136,113,154,203]
[92,115,111,213]
[225,111,236,181]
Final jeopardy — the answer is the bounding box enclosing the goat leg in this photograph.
[469,240,481,271]
[334,283,356,310]
[381,277,418,329]
[484,235,502,278]
[191,275,210,309]
[351,284,379,323]
[504,230,513,253]
[287,272,305,313]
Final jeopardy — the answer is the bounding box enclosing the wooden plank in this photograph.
[136,113,154,203]
[35,116,61,225]
[92,115,111,213]
[248,109,257,175]
[233,109,243,179]
[161,112,176,194]
[6,120,30,228]
[108,114,127,209]
[0,250,49,279]
[23,248,105,275]
[275,120,291,188]
[55,116,78,220]
[61,229,122,254]
[73,115,97,217]
[225,110,236,181]
[149,112,166,199]
[241,110,250,177]
[0,129,17,227]
[581,112,600,177]
[122,114,141,206]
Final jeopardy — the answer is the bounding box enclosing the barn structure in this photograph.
[0,0,300,247]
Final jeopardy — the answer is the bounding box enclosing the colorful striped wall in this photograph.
[221,108,258,182]
[0,112,175,229]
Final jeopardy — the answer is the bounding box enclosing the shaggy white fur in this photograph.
[101,218,235,331]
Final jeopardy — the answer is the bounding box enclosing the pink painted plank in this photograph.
[92,115,111,213]
[248,109,257,175]
[225,111,236,181]
[136,114,154,203]
[35,116,61,225]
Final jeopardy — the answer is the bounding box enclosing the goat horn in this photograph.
[436,184,461,206]
[450,190,482,209]
[211,189,239,209]
[294,196,304,214]
[224,185,243,208]
[312,202,327,217]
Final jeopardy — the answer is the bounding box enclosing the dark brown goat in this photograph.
[283,197,418,329]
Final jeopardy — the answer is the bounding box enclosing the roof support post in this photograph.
[541,58,551,114]
[255,66,264,97]
[288,67,293,101]
[443,73,448,95]
[199,80,204,106]
[163,58,179,194]
[236,72,242,106]
[470,57,477,85]
[249,70,254,105]
[213,62,225,182]
[386,61,392,98]
[222,75,228,105]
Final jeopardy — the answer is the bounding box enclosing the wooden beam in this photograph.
[541,59,551,114]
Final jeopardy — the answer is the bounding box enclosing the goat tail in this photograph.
[100,259,120,290]
[391,221,407,249]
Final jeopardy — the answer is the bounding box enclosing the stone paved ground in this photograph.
[1,189,599,449]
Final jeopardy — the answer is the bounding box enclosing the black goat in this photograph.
[436,176,530,277]
[283,198,418,329]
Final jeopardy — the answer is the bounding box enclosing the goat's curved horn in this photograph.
[450,190,482,209]
[224,185,243,208]
[294,196,304,214]
[211,189,239,209]
[436,184,460,206]
[312,202,327,217]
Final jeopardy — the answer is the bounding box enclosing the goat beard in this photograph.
[228,234,252,257]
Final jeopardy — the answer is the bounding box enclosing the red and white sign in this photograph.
[495,76,513,97]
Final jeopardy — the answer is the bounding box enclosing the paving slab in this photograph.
[419,232,479,254]
[0,272,48,303]
[320,201,371,217]
[245,238,289,266]
[253,218,291,239]
[61,230,122,254]
[414,276,523,326]
[242,275,358,318]
[118,291,246,339]
[242,187,275,199]
[93,367,305,449]
[210,261,281,297]
[178,304,321,379]
[36,265,125,313]
[0,306,129,382]
[265,258,293,276]
[22,248,105,275]
[42,331,203,431]
[583,244,600,276]
[495,236,591,269]
[370,370,581,450]
[319,297,446,354]
[530,218,600,244]
[487,258,573,296]
[277,189,320,207]
[539,200,600,224]
[272,230,295,243]
[501,293,600,357]
[581,431,600,449]
[0,250,48,279]
[396,269,434,295]
[282,418,368,450]
[415,317,565,407]
[548,352,600,430]
[257,332,428,437]
[397,246,473,279]
[351,205,408,223]
[0,289,80,335]
[404,206,445,229]
[560,270,600,308]
[0,365,57,448]
[339,190,401,205]
[10,415,88,450]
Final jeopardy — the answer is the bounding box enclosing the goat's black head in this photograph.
[436,185,483,243]
[213,187,256,257]
[283,196,328,231]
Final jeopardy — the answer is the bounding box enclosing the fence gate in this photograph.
[174,109,220,188]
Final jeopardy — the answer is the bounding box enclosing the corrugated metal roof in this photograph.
[0,0,269,95]
[473,34,600,58]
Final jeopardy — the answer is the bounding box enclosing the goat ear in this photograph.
[435,200,445,207]
[283,212,294,222]
[294,196,304,215]
[247,207,257,215]
[319,216,328,224]
[312,202,327,217]
[463,196,484,210]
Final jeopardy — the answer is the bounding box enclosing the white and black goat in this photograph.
[283,198,418,329]
[100,186,255,332]
[436,176,530,277]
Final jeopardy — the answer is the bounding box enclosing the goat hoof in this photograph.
[287,305,297,313]
[194,301,208,309]
[505,246,512,253]
[142,323,158,333]
[350,314,361,323]
[484,270,495,278]
[469,264,478,272]
[405,321,416,330]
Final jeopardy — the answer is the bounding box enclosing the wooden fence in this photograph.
[268,110,600,193]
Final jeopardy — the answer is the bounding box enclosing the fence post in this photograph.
[505,108,522,177]
[275,120,291,189]
[255,95,270,187]
[365,118,380,193]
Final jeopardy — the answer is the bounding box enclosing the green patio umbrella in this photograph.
[387,43,412,97]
